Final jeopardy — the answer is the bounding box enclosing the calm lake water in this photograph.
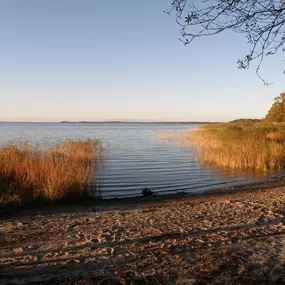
[0,122,266,199]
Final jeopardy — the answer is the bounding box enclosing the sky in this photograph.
[0,0,284,122]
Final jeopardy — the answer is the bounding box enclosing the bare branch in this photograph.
[167,0,285,83]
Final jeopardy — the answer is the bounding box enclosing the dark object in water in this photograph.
[142,188,153,197]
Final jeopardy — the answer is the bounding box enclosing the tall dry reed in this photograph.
[184,123,285,172]
[0,139,101,211]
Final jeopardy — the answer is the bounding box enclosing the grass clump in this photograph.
[0,139,102,213]
[186,122,285,172]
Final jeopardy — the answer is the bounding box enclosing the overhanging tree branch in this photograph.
[167,0,285,85]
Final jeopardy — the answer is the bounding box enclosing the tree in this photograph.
[167,0,285,84]
[265,93,285,122]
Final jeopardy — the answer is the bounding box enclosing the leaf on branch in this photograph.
[185,14,191,24]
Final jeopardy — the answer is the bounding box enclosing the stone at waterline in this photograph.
[142,188,154,197]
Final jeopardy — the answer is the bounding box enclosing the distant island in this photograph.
[60,121,220,124]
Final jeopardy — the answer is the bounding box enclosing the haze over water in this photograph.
[0,122,266,199]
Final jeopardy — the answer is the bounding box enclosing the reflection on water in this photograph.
[0,122,267,199]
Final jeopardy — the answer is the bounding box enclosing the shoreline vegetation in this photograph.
[161,94,285,173]
[0,139,101,214]
[187,122,285,172]
[159,121,285,173]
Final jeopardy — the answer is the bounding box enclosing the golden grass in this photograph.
[0,139,102,212]
[184,122,285,172]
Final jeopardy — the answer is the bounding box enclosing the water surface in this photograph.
[0,122,265,198]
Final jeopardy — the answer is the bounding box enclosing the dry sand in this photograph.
[2,181,285,284]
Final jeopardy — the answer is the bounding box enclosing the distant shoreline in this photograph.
[0,121,220,124]
[59,121,219,124]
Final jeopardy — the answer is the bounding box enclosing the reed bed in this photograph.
[185,123,285,172]
[0,139,102,212]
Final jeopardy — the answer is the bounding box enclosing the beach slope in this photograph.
[2,184,285,284]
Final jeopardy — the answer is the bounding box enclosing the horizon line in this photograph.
[0,120,222,124]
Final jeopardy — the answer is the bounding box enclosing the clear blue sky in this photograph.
[0,0,284,122]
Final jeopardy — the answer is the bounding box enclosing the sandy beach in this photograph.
[2,181,285,284]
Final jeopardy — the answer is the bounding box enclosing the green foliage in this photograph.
[265,93,285,122]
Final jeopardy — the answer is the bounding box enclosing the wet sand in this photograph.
[2,180,285,284]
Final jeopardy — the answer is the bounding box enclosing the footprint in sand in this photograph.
[75,232,87,241]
